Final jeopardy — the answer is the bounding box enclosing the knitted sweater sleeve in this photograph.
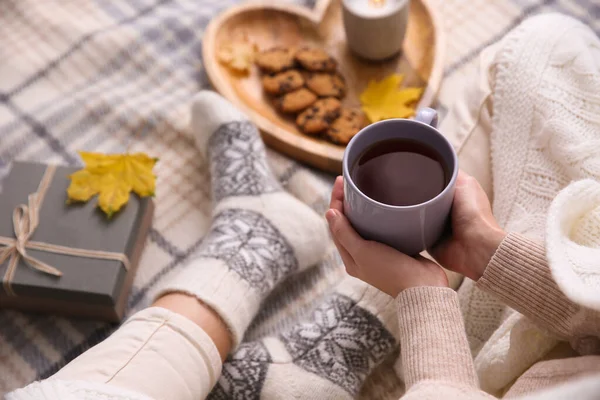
[477,233,600,352]
[395,287,495,399]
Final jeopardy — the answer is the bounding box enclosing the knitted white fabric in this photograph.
[546,180,600,311]
[155,91,329,347]
[454,14,600,394]
[208,277,399,400]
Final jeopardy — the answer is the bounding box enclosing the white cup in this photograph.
[342,0,409,61]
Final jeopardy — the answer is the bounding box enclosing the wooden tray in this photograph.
[203,0,445,173]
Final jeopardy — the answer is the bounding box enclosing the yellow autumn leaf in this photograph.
[217,40,258,74]
[67,151,157,217]
[79,151,121,172]
[359,74,423,123]
[360,74,403,106]
[124,154,156,197]
[129,152,158,169]
[66,169,100,202]
[97,173,132,219]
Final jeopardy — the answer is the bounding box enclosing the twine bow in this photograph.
[0,165,131,296]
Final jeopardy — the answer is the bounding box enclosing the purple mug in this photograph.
[342,108,458,256]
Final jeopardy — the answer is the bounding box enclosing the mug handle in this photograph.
[414,107,438,128]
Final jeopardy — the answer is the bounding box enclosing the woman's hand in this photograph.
[429,171,506,281]
[326,176,448,298]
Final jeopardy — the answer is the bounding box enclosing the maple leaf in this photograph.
[67,152,157,218]
[359,74,423,123]
[217,39,258,75]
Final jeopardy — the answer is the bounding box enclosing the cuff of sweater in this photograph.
[476,232,578,337]
[396,287,478,389]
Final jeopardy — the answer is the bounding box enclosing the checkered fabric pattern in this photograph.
[0,0,598,398]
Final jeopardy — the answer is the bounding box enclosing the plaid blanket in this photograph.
[0,0,598,398]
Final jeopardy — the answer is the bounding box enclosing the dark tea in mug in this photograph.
[350,138,450,207]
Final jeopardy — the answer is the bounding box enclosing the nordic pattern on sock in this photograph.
[209,121,281,202]
[208,342,271,400]
[208,294,397,399]
[197,208,298,294]
[281,293,397,396]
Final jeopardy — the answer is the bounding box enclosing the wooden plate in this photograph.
[203,0,445,173]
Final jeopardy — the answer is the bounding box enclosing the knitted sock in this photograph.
[208,277,399,400]
[156,91,329,347]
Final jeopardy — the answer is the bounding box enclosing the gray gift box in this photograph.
[0,162,153,322]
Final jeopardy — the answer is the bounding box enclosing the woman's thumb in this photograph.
[326,209,364,255]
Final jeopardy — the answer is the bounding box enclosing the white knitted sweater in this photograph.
[456,13,600,395]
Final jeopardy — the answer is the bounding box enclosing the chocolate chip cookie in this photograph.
[306,73,346,98]
[296,97,342,135]
[327,108,366,144]
[256,48,296,73]
[295,48,337,72]
[276,88,318,114]
[262,70,305,95]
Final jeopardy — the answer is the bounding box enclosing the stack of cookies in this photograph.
[256,47,366,145]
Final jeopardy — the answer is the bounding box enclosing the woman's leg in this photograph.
[152,293,232,360]
[47,305,226,400]
[209,277,400,400]
[9,92,329,400]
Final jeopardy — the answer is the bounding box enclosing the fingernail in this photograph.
[325,209,337,223]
